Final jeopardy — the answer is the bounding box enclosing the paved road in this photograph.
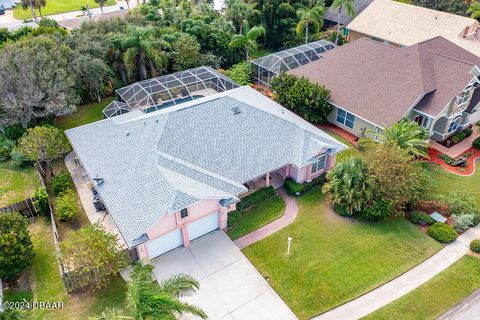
[437,289,480,320]
[313,224,480,320]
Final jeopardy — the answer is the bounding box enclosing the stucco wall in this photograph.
[347,30,401,47]
[327,105,380,139]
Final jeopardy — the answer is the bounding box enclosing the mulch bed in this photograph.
[426,147,479,176]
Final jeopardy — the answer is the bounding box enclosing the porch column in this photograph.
[265,172,270,187]
[181,225,190,247]
[285,165,290,178]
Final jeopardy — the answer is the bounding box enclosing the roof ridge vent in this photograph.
[232,106,241,115]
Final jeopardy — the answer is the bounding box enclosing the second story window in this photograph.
[180,208,189,219]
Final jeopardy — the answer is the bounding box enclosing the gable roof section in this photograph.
[289,37,479,124]
[66,86,347,247]
[346,0,480,58]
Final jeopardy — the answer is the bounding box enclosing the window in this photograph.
[180,208,189,219]
[447,116,461,133]
[311,154,327,174]
[336,108,356,129]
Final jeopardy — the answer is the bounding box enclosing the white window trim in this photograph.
[311,154,327,174]
[336,108,356,129]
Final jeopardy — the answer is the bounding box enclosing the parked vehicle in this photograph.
[0,5,5,15]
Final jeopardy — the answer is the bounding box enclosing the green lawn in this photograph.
[423,162,480,199]
[13,0,116,20]
[0,162,40,207]
[28,217,128,320]
[327,131,360,163]
[56,97,114,131]
[243,189,442,319]
[227,195,285,240]
[364,255,480,320]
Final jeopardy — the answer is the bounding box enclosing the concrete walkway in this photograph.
[437,289,480,320]
[313,224,480,320]
[234,188,298,249]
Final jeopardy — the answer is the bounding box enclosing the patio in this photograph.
[430,125,480,158]
[240,169,286,198]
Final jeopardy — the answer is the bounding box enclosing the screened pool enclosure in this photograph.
[103,66,239,118]
[251,40,336,86]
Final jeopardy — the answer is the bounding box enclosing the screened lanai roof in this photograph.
[104,66,239,118]
[251,40,336,75]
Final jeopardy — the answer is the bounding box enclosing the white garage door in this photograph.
[187,211,219,241]
[147,228,183,259]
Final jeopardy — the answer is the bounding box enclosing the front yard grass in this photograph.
[29,216,128,320]
[227,195,285,240]
[13,0,116,20]
[242,188,442,319]
[55,97,114,131]
[423,161,480,199]
[0,162,40,207]
[326,131,360,163]
[363,255,480,320]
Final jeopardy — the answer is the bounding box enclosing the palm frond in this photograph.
[158,273,200,298]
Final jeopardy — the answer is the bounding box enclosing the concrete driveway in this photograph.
[151,231,297,320]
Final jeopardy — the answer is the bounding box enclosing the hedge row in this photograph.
[236,186,276,211]
[283,173,326,197]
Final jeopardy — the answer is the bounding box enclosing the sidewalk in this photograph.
[234,188,298,249]
[313,224,480,320]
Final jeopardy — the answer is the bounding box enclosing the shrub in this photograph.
[32,187,50,215]
[237,186,276,211]
[464,128,473,137]
[441,193,480,225]
[428,223,458,243]
[9,147,27,167]
[284,174,326,196]
[227,210,242,228]
[358,200,393,222]
[4,123,26,141]
[225,62,251,85]
[52,171,73,196]
[0,212,34,281]
[439,154,455,165]
[55,189,78,221]
[450,131,467,144]
[473,137,480,150]
[334,205,351,217]
[0,135,15,162]
[452,214,475,232]
[470,239,480,253]
[409,211,435,226]
[357,137,376,152]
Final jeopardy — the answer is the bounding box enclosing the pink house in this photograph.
[66,86,347,260]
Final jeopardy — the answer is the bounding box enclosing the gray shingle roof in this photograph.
[66,86,347,247]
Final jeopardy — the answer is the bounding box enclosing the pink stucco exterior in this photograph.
[137,152,336,260]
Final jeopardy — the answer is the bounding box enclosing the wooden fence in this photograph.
[0,198,37,218]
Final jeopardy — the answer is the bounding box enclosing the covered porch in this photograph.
[239,166,289,198]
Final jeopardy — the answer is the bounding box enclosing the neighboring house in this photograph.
[324,0,374,26]
[66,86,347,260]
[289,36,480,142]
[346,0,480,58]
[58,10,128,30]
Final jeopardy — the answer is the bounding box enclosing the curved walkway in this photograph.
[313,224,480,320]
[234,188,298,249]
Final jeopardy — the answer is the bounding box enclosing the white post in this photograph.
[0,277,3,312]
[287,237,292,256]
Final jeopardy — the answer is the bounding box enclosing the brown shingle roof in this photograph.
[289,36,479,126]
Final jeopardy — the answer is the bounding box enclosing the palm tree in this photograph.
[225,0,256,35]
[229,25,266,62]
[467,1,480,20]
[331,0,355,45]
[372,120,430,158]
[323,157,373,215]
[112,26,170,82]
[94,0,106,13]
[34,0,46,18]
[127,262,207,320]
[296,6,325,45]
[20,0,38,22]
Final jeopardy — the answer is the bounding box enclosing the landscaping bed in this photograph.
[427,147,479,175]
[363,255,480,320]
[243,189,442,319]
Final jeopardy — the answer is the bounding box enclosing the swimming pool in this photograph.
[145,95,204,113]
